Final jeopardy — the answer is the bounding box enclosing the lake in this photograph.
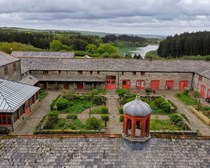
[130,45,159,58]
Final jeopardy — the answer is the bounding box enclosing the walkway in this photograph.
[11,91,61,135]
[164,91,210,136]
[105,90,122,134]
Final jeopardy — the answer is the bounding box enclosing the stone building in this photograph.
[18,56,210,99]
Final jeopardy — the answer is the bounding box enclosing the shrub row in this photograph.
[50,94,61,110]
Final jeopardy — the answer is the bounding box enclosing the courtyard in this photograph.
[10,89,210,136]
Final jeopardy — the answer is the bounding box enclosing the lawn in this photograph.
[150,119,183,130]
[176,93,198,105]
[60,99,92,114]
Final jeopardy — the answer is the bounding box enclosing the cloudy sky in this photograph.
[0,0,210,35]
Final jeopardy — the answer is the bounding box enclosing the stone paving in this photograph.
[105,91,122,134]
[11,91,61,135]
[0,137,209,167]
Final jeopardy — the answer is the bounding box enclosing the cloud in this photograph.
[0,0,210,35]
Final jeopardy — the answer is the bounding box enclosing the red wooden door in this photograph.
[136,80,145,90]
[179,81,188,90]
[165,80,174,90]
[77,83,84,89]
[150,80,160,90]
[200,85,206,98]
[106,76,116,90]
[64,83,69,89]
[25,100,31,116]
[122,80,131,89]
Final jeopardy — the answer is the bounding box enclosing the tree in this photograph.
[50,40,63,51]
[85,44,98,54]
[101,114,109,128]
[86,117,101,130]
[97,43,117,55]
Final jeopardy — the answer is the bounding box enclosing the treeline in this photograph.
[102,34,147,47]
[158,31,210,58]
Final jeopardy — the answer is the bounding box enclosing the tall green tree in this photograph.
[85,44,98,54]
[50,40,63,51]
[97,43,117,55]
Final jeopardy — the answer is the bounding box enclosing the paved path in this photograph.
[165,92,210,136]
[11,91,61,135]
[105,90,122,134]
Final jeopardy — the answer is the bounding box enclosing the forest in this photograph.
[158,31,210,58]
[0,28,149,57]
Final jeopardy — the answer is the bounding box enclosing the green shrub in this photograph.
[119,107,123,114]
[167,100,177,111]
[92,96,106,105]
[119,115,124,122]
[56,97,69,111]
[44,111,59,129]
[75,51,89,56]
[50,94,61,110]
[71,119,85,130]
[169,114,183,124]
[101,114,109,127]
[201,106,210,111]
[154,97,171,113]
[54,118,68,129]
[183,88,189,95]
[116,89,130,97]
[86,117,102,130]
[91,89,106,95]
[39,89,48,101]
[62,91,76,101]
[101,107,108,114]
[0,127,10,134]
[67,114,78,120]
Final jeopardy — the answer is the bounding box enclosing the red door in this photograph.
[122,80,131,89]
[64,83,69,89]
[179,81,188,90]
[77,83,84,89]
[106,76,116,90]
[136,80,145,90]
[151,80,160,90]
[25,100,31,116]
[200,85,206,98]
[207,89,210,98]
[165,80,174,90]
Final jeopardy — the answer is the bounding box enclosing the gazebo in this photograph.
[122,95,152,140]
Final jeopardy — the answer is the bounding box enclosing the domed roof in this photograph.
[123,95,152,117]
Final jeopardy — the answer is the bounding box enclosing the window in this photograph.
[141,72,145,76]
[122,72,124,75]
[132,72,136,76]
[78,71,83,75]
[43,70,49,74]
[4,66,8,76]
[198,75,202,81]
[58,71,61,74]
[97,71,100,74]
[123,81,126,85]
[13,63,16,72]
[0,114,11,125]
[106,76,116,80]
[90,71,93,75]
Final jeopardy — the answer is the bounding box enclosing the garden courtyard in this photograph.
[11,89,210,136]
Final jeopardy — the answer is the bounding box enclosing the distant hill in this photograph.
[0,27,165,39]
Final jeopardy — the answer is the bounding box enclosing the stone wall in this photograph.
[0,61,21,81]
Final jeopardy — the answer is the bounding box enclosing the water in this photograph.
[131,45,159,58]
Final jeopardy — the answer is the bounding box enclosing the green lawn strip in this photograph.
[60,99,92,114]
[176,93,198,105]
[150,119,182,131]
[39,89,48,101]
[91,107,102,114]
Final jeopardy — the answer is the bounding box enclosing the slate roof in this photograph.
[20,58,210,79]
[37,75,105,82]
[19,75,39,86]
[0,51,19,67]
[0,79,40,113]
[12,51,75,59]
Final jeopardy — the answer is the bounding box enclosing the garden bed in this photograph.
[176,92,198,105]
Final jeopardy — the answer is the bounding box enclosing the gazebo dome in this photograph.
[123,95,152,117]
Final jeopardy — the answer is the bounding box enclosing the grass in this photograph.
[60,99,92,114]
[39,89,48,101]
[91,107,102,114]
[150,119,182,130]
[176,93,198,105]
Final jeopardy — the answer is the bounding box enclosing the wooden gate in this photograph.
[122,80,131,89]
[150,80,160,90]
[106,76,116,90]
[179,80,188,90]
[165,80,174,90]
[200,85,206,98]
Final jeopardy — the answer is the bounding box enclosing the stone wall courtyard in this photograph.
[0,137,209,167]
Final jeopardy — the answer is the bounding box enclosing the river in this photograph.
[130,45,159,58]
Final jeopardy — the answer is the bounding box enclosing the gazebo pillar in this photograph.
[140,120,146,138]
[146,118,150,136]
[124,115,128,135]
[131,119,136,138]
